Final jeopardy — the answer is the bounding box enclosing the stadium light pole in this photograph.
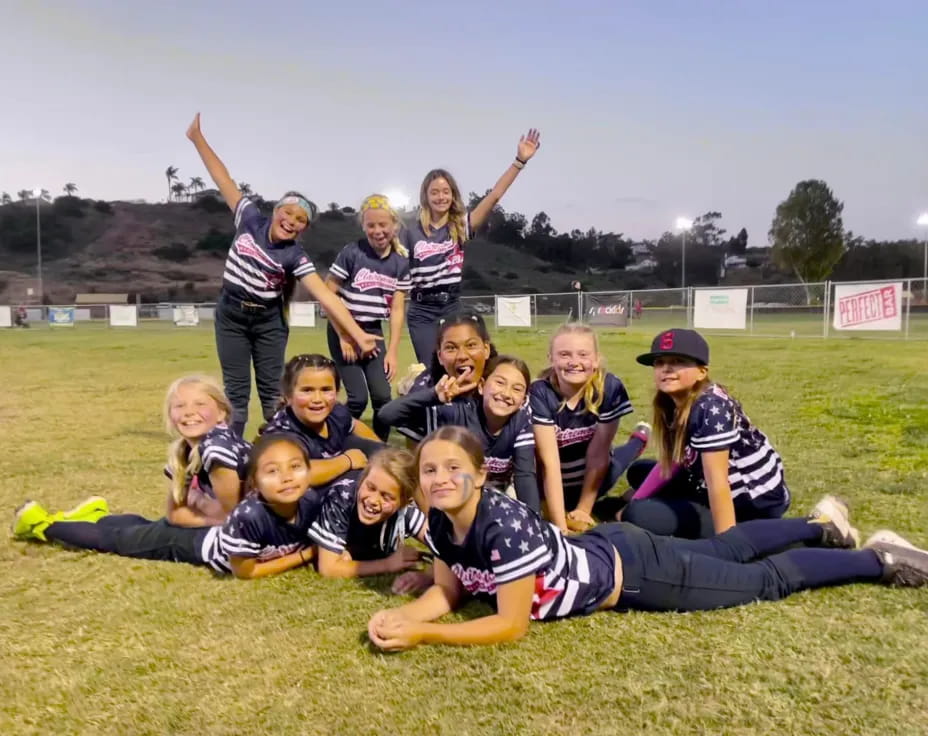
[32,187,43,305]
[675,216,693,293]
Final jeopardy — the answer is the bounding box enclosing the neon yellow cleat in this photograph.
[12,501,56,542]
[61,496,110,523]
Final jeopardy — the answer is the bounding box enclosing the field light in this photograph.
[33,187,43,306]
[917,213,928,299]
[675,216,693,231]
[675,216,693,292]
[383,189,410,211]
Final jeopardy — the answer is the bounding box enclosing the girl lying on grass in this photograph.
[260,354,384,486]
[621,329,790,538]
[309,448,432,594]
[367,426,928,651]
[12,375,250,568]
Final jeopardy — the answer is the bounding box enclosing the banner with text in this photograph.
[49,307,75,327]
[694,288,748,330]
[109,305,138,327]
[0,306,11,328]
[832,282,902,331]
[586,293,629,327]
[289,302,317,328]
[496,296,532,327]
[173,305,199,327]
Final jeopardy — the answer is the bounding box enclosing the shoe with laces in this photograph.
[808,495,859,549]
[864,531,928,587]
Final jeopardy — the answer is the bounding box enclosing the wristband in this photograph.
[346,453,355,471]
[299,548,306,564]
[513,158,525,170]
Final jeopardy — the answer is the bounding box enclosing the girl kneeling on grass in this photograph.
[381,355,539,511]
[366,426,928,651]
[261,354,384,486]
[622,329,790,538]
[530,323,649,534]
[309,448,432,594]
[12,375,250,570]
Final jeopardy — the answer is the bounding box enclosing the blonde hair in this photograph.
[360,447,417,505]
[653,376,712,476]
[539,323,607,416]
[360,194,408,257]
[163,375,232,505]
[418,169,468,245]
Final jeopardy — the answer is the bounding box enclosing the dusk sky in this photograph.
[2,0,926,244]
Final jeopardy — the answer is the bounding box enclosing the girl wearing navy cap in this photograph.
[186,113,382,436]
[402,129,541,363]
[622,329,791,539]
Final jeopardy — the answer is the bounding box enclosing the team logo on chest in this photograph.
[234,233,284,287]
[352,267,398,292]
[556,425,596,447]
[414,239,457,261]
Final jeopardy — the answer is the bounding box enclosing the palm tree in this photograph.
[63,182,78,197]
[1,192,11,206]
[165,166,179,201]
[188,176,204,199]
[17,190,29,202]
[238,182,252,197]
[40,189,51,202]
[171,182,188,201]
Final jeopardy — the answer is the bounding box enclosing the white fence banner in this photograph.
[109,305,138,327]
[832,282,902,331]
[0,306,11,327]
[49,307,76,327]
[173,305,199,327]
[496,296,532,327]
[694,288,748,330]
[289,302,317,327]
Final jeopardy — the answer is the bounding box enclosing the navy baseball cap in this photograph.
[636,329,709,366]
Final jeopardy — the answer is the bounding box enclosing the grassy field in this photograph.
[1,324,927,735]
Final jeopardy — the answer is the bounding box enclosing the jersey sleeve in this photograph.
[483,495,552,584]
[598,374,633,423]
[529,380,557,425]
[200,431,245,473]
[688,391,739,451]
[402,503,427,540]
[218,502,267,560]
[511,414,541,512]
[288,246,316,279]
[233,197,262,231]
[328,243,354,282]
[395,255,412,291]
[308,488,352,553]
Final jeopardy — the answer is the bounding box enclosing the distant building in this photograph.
[75,293,129,304]
[724,255,748,270]
[193,188,222,201]
[630,242,652,258]
[626,258,657,273]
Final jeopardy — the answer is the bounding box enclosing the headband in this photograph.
[275,195,315,220]
[361,195,395,213]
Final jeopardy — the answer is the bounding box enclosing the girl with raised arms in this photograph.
[261,354,384,486]
[530,323,649,534]
[403,129,541,363]
[325,195,411,442]
[366,426,928,651]
[621,329,790,538]
[12,375,250,569]
[186,113,381,436]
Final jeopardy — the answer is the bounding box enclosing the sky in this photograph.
[2,0,927,245]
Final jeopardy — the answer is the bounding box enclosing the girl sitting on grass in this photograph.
[366,426,928,651]
[261,354,384,486]
[12,375,250,569]
[621,329,790,538]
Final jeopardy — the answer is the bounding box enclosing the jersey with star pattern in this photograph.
[218,489,323,562]
[163,424,251,499]
[262,404,356,459]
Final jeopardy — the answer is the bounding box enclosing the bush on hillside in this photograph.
[153,243,191,262]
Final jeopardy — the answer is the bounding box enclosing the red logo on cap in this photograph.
[659,331,674,350]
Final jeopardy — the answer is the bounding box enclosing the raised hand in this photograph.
[186,113,202,142]
[516,128,541,162]
[435,374,479,403]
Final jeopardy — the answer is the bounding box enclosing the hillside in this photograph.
[0,197,647,304]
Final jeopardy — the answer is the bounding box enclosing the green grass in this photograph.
[1,325,927,735]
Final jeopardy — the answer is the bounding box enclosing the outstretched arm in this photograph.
[300,273,383,357]
[186,113,241,212]
[469,129,541,231]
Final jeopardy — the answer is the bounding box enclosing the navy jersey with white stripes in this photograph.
[163,424,251,499]
[328,239,411,325]
[309,472,426,561]
[262,405,356,459]
[392,368,433,442]
[683,384,790,513]
[218,489,323,562]
[400,214,471,295]
[425,490,616,620]
[221,197,316,304]
[529,373,633,494]
[426,400,538,509]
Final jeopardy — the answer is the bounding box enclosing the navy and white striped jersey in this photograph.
[529,373,633,495]
[425,400,539,511]
[383,368,434,442]
[163,424,251,499]
[400,214,471,295]
[683,384,790,513]
[328,239,411,325]
[262,404,356,459]
[218,489,323,562]
[221,197,316,304]
[194,527,233,574]
[425,490,616,620]
[309,472,427,561]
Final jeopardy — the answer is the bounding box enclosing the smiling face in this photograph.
[168,383,226,442]
[356,466,402,526]
[653,355,708,398]
[362,207,397,256]
[288,367,338,429]
[271,203,310,242]
[425,177,453,219]
[418,439,486,514]
[480,363,527,420]
[252,439,311,506]
[438,324,491,385]
[550,332,600,393]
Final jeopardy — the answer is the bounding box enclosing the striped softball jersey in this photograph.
[328,239,411,325]
[400,214,471,295]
